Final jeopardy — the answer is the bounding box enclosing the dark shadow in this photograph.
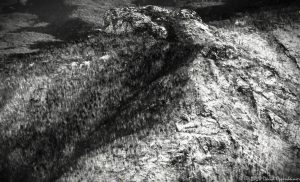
[0,0,95,54]
[0,87,15,112]
[133,0,176,7]
[20,0,73,23]
[0,0,74,24]
[0,3,25,14]
[27,0,96,37]
[0,32,200,182]
[192,0,299,22]
[12,18,94,41]
[133,0,299,21]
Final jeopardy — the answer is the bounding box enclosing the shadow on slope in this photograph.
[0,0,95,55]
[133,0,176,7]
[1,0,73,23]
[0,31,200,181]
[195,0,299,21]
[133,0,299,21]
[22,0,94,39]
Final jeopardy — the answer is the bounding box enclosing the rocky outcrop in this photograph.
[85,6,300,181]
[103,5,210,42]
[0,5,299,182]
[61,6,300,181]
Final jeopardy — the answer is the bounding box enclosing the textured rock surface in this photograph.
[0,5,300,182]
[103,6,205,41]
[64,6,300,181]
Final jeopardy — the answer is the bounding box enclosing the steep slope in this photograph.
[0,4,300,182]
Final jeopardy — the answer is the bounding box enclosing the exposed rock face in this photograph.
[89,6,300,181]
[103,6,206,42]
[0,5,299,182]
[104,6,169,38]
[62,6,300,181]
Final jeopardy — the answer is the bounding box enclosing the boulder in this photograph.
[103,5,212,43]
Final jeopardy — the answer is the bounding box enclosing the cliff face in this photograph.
[0,5,299,182]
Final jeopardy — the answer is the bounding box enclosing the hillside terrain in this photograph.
[0,0,295,55]
[0,0,300,181]
[0,0,133,55]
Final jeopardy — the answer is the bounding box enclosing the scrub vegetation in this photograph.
[0,0,299,181]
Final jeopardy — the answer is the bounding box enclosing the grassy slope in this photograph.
[58,5,300,180]
[0,26,200,181]
[0,1,299,182]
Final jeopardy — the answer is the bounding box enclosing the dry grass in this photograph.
[0,28,199,181]
[1,1,300,181]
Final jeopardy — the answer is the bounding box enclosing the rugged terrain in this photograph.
[0,1,300,182]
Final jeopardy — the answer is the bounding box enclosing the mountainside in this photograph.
[0,2,300,182]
